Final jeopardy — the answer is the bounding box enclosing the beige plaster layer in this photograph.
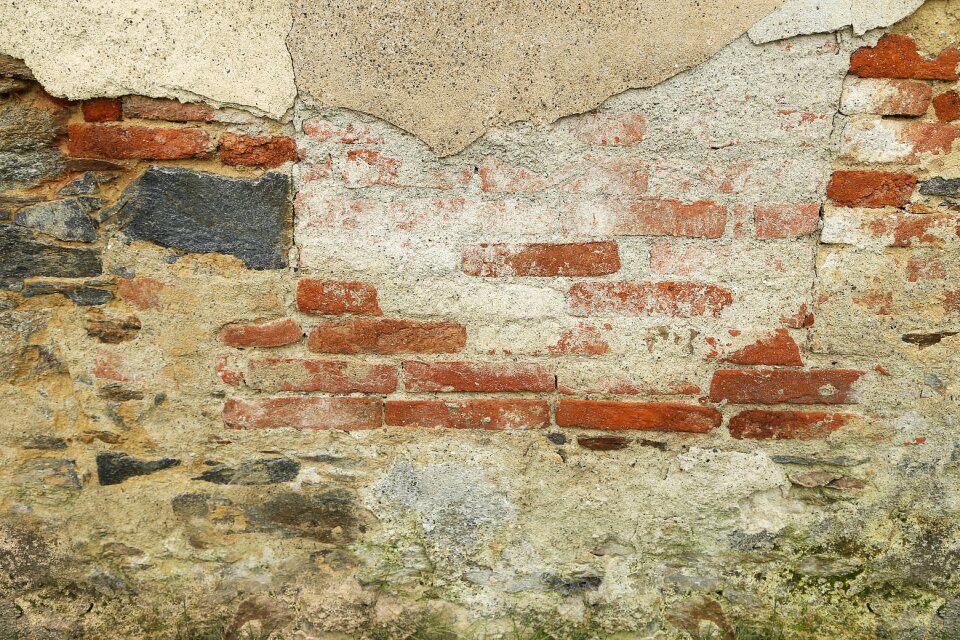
[0,0,296,118]
[287,0,786,155]
[749,0,926,43]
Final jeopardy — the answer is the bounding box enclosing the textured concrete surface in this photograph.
[0,0,295,117]
[750,0,926,42]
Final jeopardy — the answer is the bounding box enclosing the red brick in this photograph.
[220,133,298,168]
[215,355,244,386]
[724,329,803,366]
[403,361,555,392]
[729,410,853,440]
[780,304,815,329]
[709,369,864,405]
[122,95,214,122]
[296,279,382,315]
[555,399,721,433]
[563,111,646,146]
[219,318,303,348]
[754,203,820,239]
[826,171,916,208]
[867,212,954,247]
[308,319,466,354]
[67,123,210,160]
[548,323,610,356]
[82,98,122,122]
[385,399,549,430]
[462,241,621,277]
[850,34,959,80]
[302,118,384,144]
[933,90,960,123]
[117,277,165,310]
[246,358,397,393]
[223,397,381,430]
[569,281,733,318]
[906,258,946,282]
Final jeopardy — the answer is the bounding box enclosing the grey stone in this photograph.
[23,436,68,450]
[0,78,28,95]
[0,102,66,191]
[57,172,116,196]
[193,457,300,485]
[21,282,112,306]
[14,198,105,242]
[0,54,33,79]
[0,225,102,279]
[0,195,43,211]
[95,452,180,486]
[920,177,960,197]
[116,167,291,270]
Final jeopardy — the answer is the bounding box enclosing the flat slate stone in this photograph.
[96,452,180,486]
[57,172,116,196]
[194,458,300,485]
[919,177,960,197]
[21,282,113,306]
[14,197,105,242]
[118,166,291,269]
[0,224,102,279]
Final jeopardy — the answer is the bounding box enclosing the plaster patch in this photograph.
[749,0,926,43]
[0,0,296,118]
[288,0,785,155]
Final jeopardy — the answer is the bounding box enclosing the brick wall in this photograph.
[0,14,959,640]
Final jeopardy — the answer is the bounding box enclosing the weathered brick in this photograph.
[478,157,550,193]
[223,397,382,430]
[561,111,646,146]
[841,119,960,164]
[82,99,122,122]
[462,241,620,277]
[754,203,820,239]
[342,149,401,187]
[215,355,244,386]
[308,319,466,354]
[220,133,298,168]
[559,156,649,195]
[569,281,733,318]
[385,399,549,430]
[827,171,916,208]
[555,399,721,433]
[850,34,959,81]
[548,323,610,356]
[117,277,165,310]
[906,258,946,282]
[933,90,960,123]
[564,198,726,238]
[296,279,382,315]
[246,358,397,393]
[709,369,864,405]
[67,123,210,160]
[945,290,960,314]
[403,361,555,392]
[728,410,853,440]
[724,329,803,366]
[219,318,303,348]
[840,78,932,116]
[123,95,214,122]
[822,209,955,248]
[302,118,384,144]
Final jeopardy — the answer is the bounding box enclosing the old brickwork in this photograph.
[0,4,958,639]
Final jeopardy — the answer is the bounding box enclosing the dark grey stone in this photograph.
[14,197,104,242]
[23,436,68,450]
[0,225,102,279]
[919,177,960,197]
[57,172,118,196]
[771,455,868,467]
[95,452,180,486]
[0,103,66,191]
[21,282,112,306]
[193,458,300,485]
[116,166,291,269]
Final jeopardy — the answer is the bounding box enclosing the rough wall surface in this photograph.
[0,1,959,639]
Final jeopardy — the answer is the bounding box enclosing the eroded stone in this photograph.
[14,198,104,242]
[95,452,180,486]
[0,225,102,279]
